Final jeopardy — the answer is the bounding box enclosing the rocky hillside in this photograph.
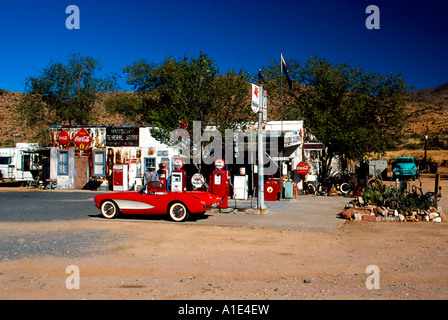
[1,82,447,147]
[0,90,31,146]
[401,82,448,149]
[0,90,133,147]
[406,82,448,132]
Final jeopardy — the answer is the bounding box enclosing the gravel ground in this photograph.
[0,229,124,261]
[0,174,447,301]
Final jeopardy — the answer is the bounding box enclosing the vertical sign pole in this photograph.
[258,84,266,210]
[434,164,440,209]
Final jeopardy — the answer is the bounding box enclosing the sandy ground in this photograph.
[1,175,447,300]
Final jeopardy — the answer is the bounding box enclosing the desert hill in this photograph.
[1,82,448,148]
[0,90,29,146]
[0,90,134,146]
[401,82,448,150]
[407,82,448,130]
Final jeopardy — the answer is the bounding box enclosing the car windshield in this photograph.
[138,181,165,194]
[396,158,413,163]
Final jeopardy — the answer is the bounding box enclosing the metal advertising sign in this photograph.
[251,84,260,113]
[57,131,70,145]
[296,162,310,175]
[73,128,92,150]
[284,130,302,148]
[174,159,184,170]
[262,90,267,123]
[215,158,225,170]
[106,127,139,147]
[191,173,205,189]
[303,142,325,150]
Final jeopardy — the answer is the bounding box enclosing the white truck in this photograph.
[0,143,40,183]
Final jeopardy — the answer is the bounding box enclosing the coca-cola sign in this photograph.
[57,131,70,145]
[73,128,92,150]
[296,162,310,175]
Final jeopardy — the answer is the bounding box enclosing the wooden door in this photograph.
[75,157,89,189]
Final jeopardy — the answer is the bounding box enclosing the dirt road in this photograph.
[1,174,447,300]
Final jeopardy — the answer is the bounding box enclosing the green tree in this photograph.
[106,51,254,146]
[16,53,118,143]
[262,55,413,170]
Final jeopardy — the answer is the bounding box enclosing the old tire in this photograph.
[101,200,119,219]
[169,202,189,222]
[340,182,351,195]
[367,178,381,190]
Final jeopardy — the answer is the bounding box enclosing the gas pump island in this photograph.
[209,159,229,209]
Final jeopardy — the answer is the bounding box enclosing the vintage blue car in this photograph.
[392,157,419,180]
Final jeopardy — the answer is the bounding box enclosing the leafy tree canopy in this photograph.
[261,55,413,167]
[17,53,118,143]
[106,51,255,145]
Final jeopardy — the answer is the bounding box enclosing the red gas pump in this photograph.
[209,159,229,208]
[157,162,168,190]
[171,159,187,192]
[113,164,128,191]
[265,175,280,201]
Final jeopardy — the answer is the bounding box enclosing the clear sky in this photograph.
[0,0,447,92]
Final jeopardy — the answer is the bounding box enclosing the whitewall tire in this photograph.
[101,200,119,219]
[168,202,189,222]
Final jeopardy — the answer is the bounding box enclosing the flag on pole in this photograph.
[281,54,292,90]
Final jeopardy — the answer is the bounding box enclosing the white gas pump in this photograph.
[171,159,186,192]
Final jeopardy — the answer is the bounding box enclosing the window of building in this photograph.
[144,157,156,170]
[58,150,69,175]
[93,151,106,177]
[22,154,31,171]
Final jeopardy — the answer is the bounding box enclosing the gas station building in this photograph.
[49,125,179,191]
[48,121,322,201]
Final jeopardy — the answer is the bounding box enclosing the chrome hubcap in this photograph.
[173,205,185,218]
[103,203,115,216]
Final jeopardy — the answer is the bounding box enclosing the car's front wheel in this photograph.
[101,200,119,219]
[168,202,189,222]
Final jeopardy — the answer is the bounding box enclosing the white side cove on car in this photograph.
[112,199,155,210]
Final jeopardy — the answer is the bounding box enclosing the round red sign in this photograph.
[296,162,310,175]
[58,131,70,145]
[215,159,225,170]
[174,159,184,170]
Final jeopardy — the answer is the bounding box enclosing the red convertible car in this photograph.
[94,181,222,222]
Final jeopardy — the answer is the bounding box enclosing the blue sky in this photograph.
[0,0,447,92]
